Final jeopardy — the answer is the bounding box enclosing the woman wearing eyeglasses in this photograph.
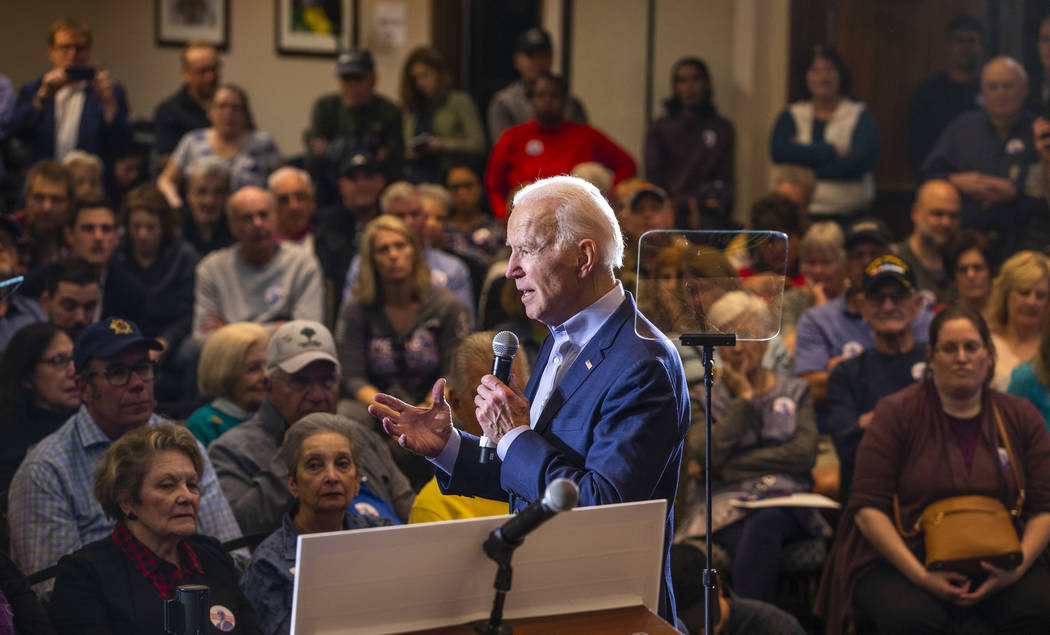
[0,322,78,491]
[815,303,1050,634]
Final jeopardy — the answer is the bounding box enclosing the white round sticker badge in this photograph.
[210,605,236,631]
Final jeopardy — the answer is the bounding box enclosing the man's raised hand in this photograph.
[369,378,454,458]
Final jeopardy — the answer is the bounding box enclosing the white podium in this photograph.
[290,499,667,635]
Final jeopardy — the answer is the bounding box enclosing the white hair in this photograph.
[707,290,774,338]
[268,166,314,195]
[380,181,419,213]
[62,150,102,174]
[417,183,452,211]
[570,162,613,198]
[512,175,624,270]
[798,221,845,262]
[185,155,231,184]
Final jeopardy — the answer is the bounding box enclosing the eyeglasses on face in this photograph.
[87,359,155,386]
[38,353,74,368]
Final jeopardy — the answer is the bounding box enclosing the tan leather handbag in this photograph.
[892,406,1024,576]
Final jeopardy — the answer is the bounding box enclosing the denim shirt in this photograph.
[240,511,392,635]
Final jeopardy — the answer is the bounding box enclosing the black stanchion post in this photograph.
[680,332,735,635]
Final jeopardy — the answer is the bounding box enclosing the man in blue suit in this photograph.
[371,175,690,625]
[11,18,132,173]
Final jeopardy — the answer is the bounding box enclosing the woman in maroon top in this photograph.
[815,303,1050,634]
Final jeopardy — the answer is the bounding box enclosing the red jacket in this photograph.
[485,120,636,218]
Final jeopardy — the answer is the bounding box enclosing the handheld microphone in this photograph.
[491,478,579,546]
[480,331,519,464]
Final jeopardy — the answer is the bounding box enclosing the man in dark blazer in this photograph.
[371,175,690,625]
[10,17,132,173]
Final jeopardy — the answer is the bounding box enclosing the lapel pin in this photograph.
[585,360,592,370]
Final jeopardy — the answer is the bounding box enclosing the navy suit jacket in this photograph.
[11,76,133,167]
[438,293,690,624]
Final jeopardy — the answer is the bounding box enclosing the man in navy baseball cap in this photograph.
[6,316,242,582]
[73,316,163,376]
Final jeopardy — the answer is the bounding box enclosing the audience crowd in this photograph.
[3,13,1050,635]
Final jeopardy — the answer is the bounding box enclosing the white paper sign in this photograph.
[373,2,406,47]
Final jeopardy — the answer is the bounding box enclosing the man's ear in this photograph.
[577,239,598,278]
[39,290,52,312]
[76,374,93,405]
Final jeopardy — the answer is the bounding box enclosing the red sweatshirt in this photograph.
[485,120,637,218]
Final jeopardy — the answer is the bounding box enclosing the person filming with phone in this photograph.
[11,17,133,173]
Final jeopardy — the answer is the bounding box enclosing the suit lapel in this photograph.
[524,333,553,402]
[532,297,633,437]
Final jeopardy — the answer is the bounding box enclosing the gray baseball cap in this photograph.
[268,321,340,374]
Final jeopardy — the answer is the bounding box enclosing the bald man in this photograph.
[193,186,324,340]
[893,180,961,303]
[922,56,1044,260]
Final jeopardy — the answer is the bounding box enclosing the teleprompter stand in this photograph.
[680,332,736,635]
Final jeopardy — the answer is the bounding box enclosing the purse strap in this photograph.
[893,493,920,537]
[993,404,1026,516]
[893,402,1026,536]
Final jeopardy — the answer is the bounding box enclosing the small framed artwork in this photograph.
[276,0,357,57]
[155,0,229,49]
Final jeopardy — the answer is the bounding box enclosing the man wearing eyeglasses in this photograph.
[153,42,221,170]
[10,17,133,171]
[825,255,928,501]
[7,316,241,588]
[794,217,934,410]
[208,320,414,534]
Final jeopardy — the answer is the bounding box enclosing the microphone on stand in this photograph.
[480,331,519,464]
[490,478,580,546]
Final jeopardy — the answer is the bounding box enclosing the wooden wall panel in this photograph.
[791,0,987,190]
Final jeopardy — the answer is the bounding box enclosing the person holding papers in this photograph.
[369,176,689,625]
[678,290,821,603]
[240,414,392,635]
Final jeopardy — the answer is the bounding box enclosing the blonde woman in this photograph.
[186,322,270,445]
[986,251,1050,390]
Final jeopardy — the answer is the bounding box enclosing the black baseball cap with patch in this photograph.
[336,48,374,77]
[863,254,917,294]
[516,28,552,55]
[340,152,380,178]
[74,317,163,374]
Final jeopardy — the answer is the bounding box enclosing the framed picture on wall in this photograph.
[155,0,229,49]
[276,0,357,56]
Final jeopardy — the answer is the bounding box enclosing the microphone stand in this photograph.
[680,332,735,635]
[473,531,519,634]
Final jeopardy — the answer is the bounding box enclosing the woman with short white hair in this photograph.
[678,290,820,603]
